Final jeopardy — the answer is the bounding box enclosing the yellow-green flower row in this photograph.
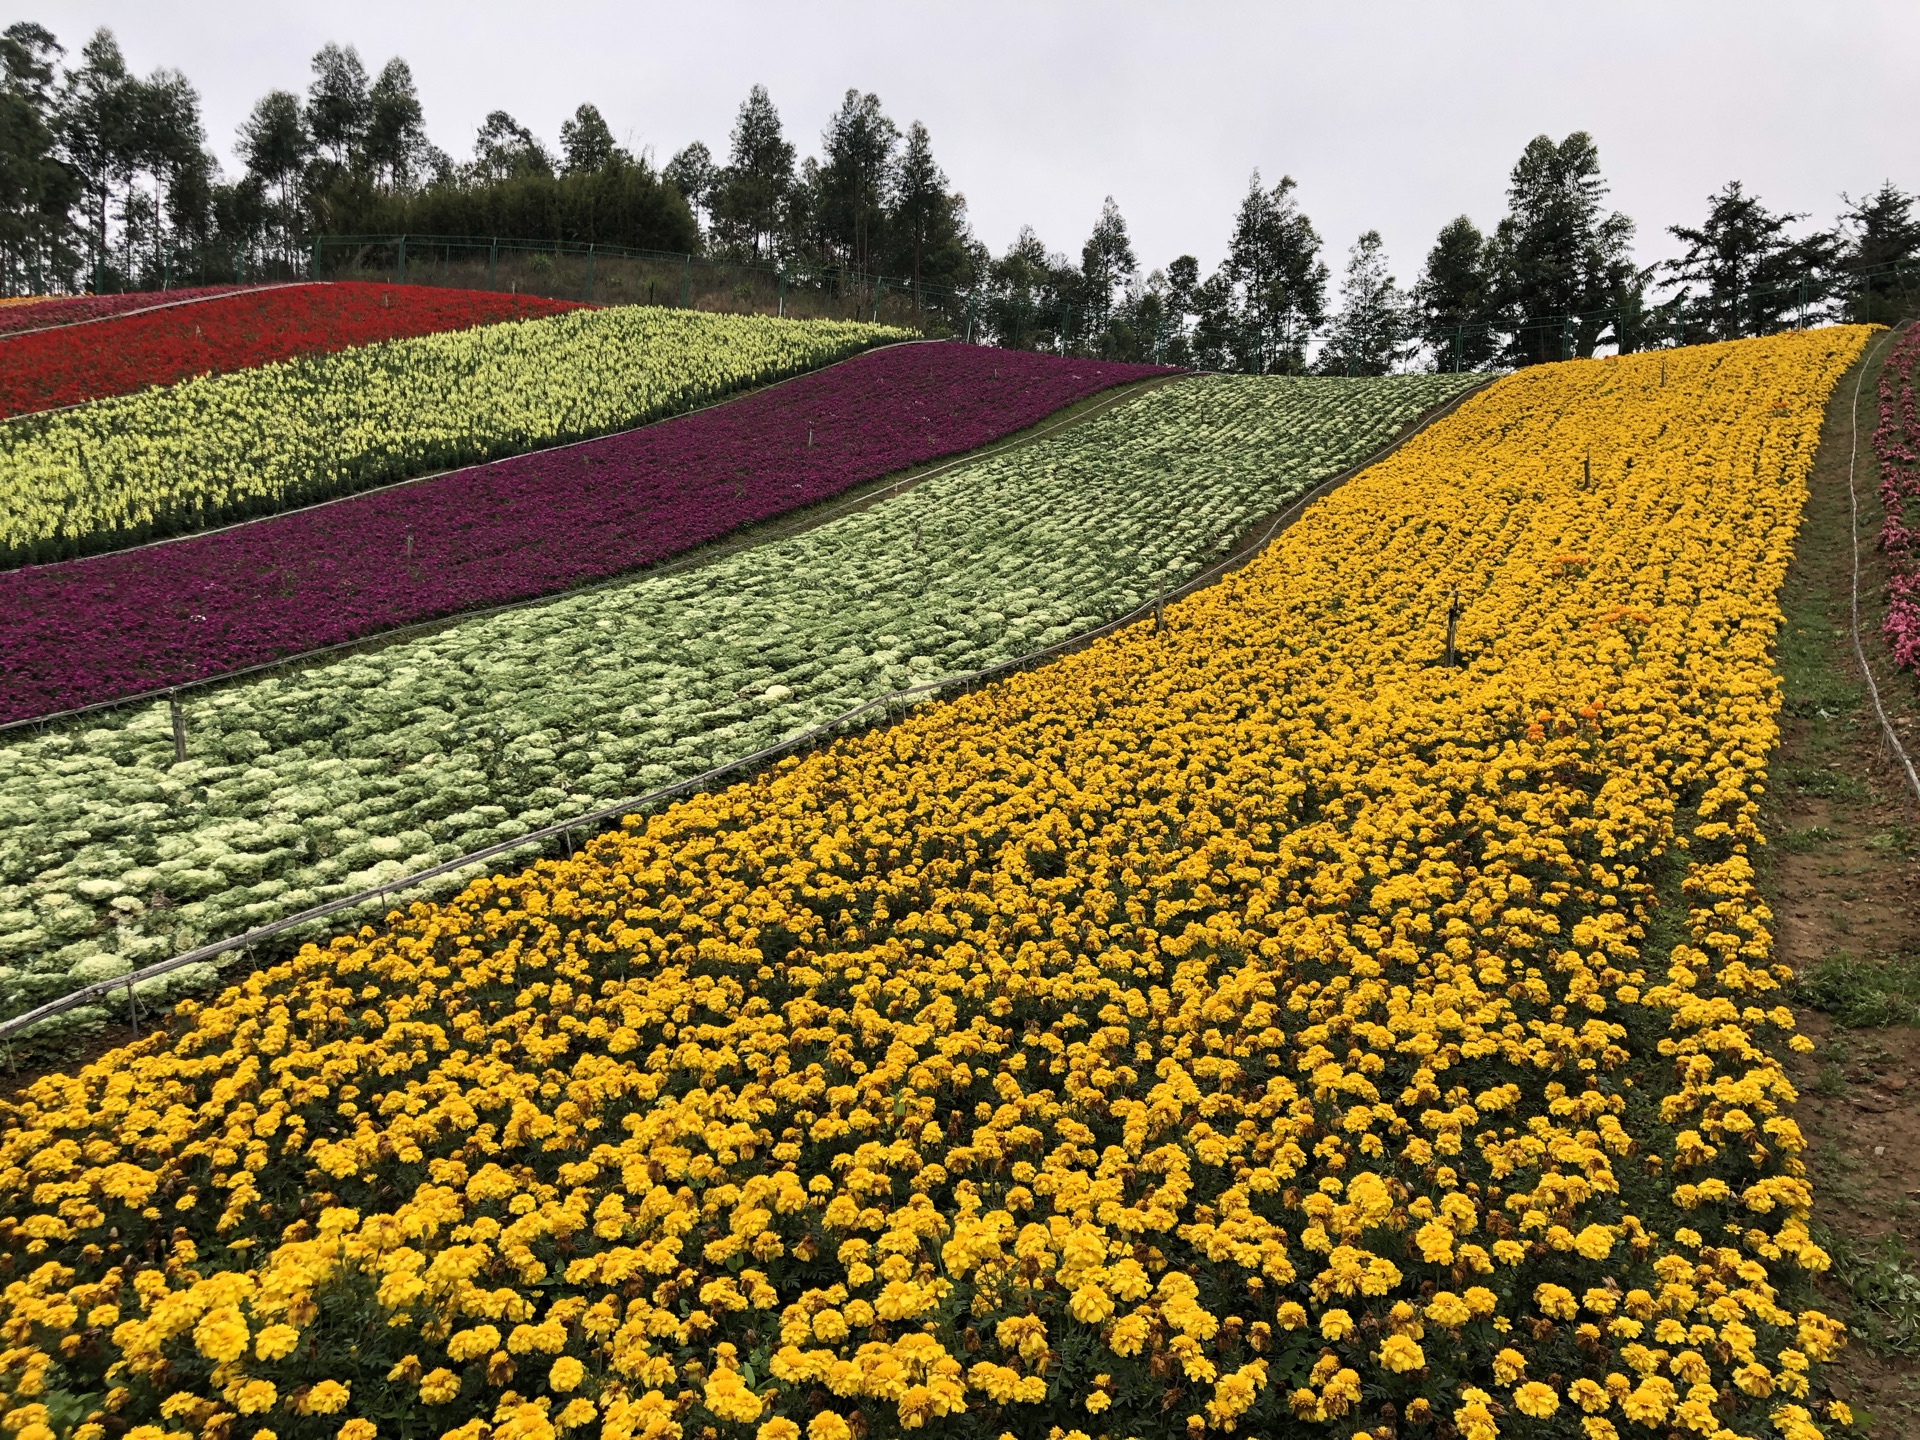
[0,328,1870,1440]
[0,308,902,562]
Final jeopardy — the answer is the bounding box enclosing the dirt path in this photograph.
[1766,328,1920,1434]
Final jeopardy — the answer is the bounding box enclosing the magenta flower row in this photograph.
[0,343,1170,725]
[1874,328,1920,676]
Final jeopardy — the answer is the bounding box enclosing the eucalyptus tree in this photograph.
[1317,230,1410,375]
[236,88,309,263]
[560,103,622,175]
[711,85,794,262]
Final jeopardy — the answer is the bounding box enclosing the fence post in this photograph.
[396,235,407,284]
[681,253,692,308]
[309,236,321,281]
[777,271,785,318]
[487,237,498,290]
[872,278,884,323]
[584,243,595,303]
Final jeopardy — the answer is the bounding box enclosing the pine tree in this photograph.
[1488,131,1636,363]
[1665,181,1824,339]
[986,225,1071,351]
[1413,215,1496,371]
[1,22,77,288]
[127,67,203,279]
[1197,172,1327,373]
[888,120,946,296]
[1840,182,1920,323]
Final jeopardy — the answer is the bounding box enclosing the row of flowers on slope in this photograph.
[0,343,1169,724]
[0,328,1870,1440]
[1871,326,1920,674]
[0,371,1464,1022]
[0,284,580,420]
[0,308,903,566]
[0,288,252,337]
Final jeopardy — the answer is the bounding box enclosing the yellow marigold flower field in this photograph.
[0,326,1871,1440]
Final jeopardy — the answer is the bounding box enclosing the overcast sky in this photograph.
[29,1,1918,286]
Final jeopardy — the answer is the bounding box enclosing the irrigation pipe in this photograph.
[0,373,1491,1046]
[0,357,1169,738]
[1844,322,1920,807]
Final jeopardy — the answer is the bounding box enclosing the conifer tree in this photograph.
[1413,215,1496,370]
[1488,131,1636,363]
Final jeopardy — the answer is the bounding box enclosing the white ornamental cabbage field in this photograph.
[0,371,1474,1024]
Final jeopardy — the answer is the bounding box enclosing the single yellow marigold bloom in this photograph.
[304,1381,350,1416]
[756,1421,801,1440]
[418,1370,460,1405]
[1568,1377,1610,1413]
[1574,1225,1615,1260]
[337,1422,376,1440]
[234,1381,277,1416]
[703,1368,762,1424]
[808,1413,852,1440]
[1379,1335,1424,1373]
[548,1356,584,1393]
[1513,1381,1559,1418]
[446,1326,500,1363]
[255,1328,299,1367]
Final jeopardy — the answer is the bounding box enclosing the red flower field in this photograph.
[0,282,582,417]
[0,284,251,336]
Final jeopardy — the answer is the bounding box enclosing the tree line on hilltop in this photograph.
[2,21,1916,370]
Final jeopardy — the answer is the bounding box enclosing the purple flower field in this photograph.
[0,342,1169,724]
